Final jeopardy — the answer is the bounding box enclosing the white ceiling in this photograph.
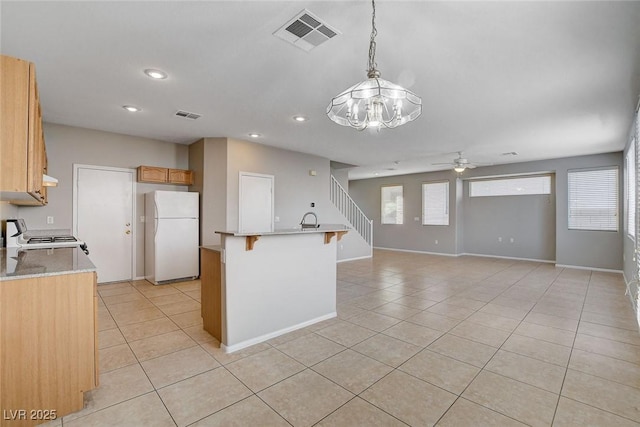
[2,1,639,179]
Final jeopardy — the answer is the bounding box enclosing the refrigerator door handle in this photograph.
[154,200,159,237]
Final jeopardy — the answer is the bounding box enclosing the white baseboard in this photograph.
[221,312,337,354]
[461,252,555,264]
[555,264,623,274]
[374,246,459,257]
[338,255,372,263]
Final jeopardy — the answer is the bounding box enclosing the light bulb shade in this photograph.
[453,166,466,173]
[327,76,421,130]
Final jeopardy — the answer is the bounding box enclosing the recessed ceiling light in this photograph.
[293,115,307,122]
[122,105,141,112]
[249,133,261,138]
[144,69,168,79]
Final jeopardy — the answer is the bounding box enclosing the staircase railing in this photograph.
[330,175,373,250]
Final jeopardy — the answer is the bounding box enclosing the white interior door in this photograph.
[74,165,135,283]
[239,172,274,233]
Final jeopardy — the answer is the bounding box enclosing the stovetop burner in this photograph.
[28,236,78,244]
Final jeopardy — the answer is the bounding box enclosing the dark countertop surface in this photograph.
[216,224,350,237]
[1,247,96,281]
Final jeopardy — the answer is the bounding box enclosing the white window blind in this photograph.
[568,168,618,231]
[422,181,449,225]
[626,141,636,239]
[470,175,551,197]
[381,185,403,224]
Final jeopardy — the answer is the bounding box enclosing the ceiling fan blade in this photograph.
[466,164,477,169]
[432,162,454,166]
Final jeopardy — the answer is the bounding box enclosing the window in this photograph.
[422,181,449,225]
[469,175,551,197]
[626,141,636,239]
[568,167,619,231]
[381,185,403,224]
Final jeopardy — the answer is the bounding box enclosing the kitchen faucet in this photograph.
[300,211,319,228]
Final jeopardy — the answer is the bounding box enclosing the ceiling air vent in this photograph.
[175,110,201,120]
[274,9,340,52]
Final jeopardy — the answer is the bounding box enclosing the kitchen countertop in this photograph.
[216,224,350,237]
[0,247,97,281]
[201,245,222,252]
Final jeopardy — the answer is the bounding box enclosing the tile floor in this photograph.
[50,250,640,426]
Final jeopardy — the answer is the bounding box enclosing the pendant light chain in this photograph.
[367,0,378,76]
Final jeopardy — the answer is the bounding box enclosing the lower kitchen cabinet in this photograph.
[0,271,98,426]
[201,247,222,341]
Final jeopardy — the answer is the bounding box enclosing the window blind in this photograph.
[422,181,449,225]
[381,185,403,224]
[470,175,551,197]
[568,168,618,231]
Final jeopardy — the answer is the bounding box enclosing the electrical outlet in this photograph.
[140,216,145,223]
[510,237,515,243]
[414,217,420,221]
[46,216,54,224]
[498,237,502,242]
[275,216,280,222]
[435,239,438,245]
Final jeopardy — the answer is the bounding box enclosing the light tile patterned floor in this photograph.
[51,250,640,426]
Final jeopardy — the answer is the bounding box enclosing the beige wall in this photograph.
[16,123,190,277]
[350,152,623,270]
[189,137,370,260]
[189,138,227,246]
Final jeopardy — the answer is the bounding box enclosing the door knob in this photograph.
[126,223,131,226]
[125,230,131,235]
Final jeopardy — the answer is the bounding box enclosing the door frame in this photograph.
[238,171,275,233]
[72,163,137,281]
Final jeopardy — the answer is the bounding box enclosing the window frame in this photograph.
[380,184,404,225]
[422,180,450,226]
[626,140,636,240]
[567,166,619,232]
[469,174,552,198]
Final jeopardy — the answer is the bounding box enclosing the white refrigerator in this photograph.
[145,190,199,285]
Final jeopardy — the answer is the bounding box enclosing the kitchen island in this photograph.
[0,247,98,427]
[201,224,348,352]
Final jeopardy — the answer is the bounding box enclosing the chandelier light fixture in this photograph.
[327,0,422,131]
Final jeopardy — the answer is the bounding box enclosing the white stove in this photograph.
[6,219,89,254]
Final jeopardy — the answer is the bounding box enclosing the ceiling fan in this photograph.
[432,152,485,173]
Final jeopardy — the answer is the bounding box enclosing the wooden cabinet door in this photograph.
[0,272,98,426]
[169,168,193,185]
[0,55,48,205]
[137,166,168,183]
[0,55,30,193]
[28,79,45,203]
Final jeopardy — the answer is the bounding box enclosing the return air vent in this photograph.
[175,110,201,120]
[274,9,340,52]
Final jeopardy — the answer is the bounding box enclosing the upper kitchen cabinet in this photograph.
[0,55,48,205]
[168,168,194,185]
[137,165,168,183]
[138,165,193,185]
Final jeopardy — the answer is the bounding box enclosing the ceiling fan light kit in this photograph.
[327,0,421,131]
[454,165,466,173]
[433,151,482,173]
